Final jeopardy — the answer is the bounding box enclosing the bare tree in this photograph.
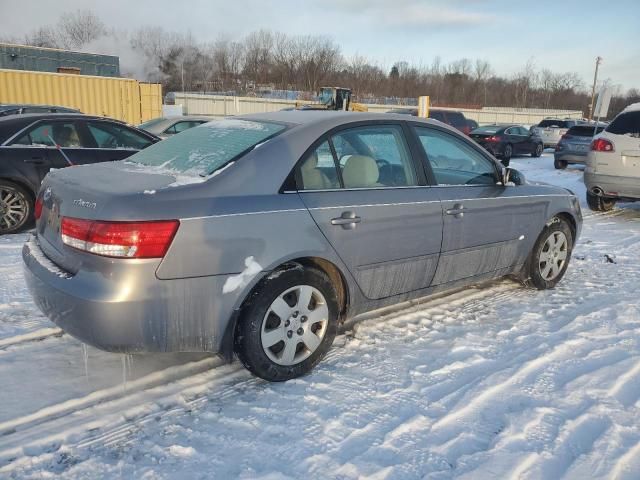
[57,9,106,49]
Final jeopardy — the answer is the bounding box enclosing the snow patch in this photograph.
[167,445,196,457]
[222,256,263,294]
[143,190,156,195]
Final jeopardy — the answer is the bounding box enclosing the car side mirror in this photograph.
[503,167,526,186]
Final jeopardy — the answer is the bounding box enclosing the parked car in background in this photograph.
[532,118,583,148]
[385,108,472,134]
[24,111,581,382]
[0,113,159,233]
[470,124,543,166]
[554,124,606,169]
[138,116,212,139]
[584,103,640,211]
[466,118,479,131]
[0,104,81,117]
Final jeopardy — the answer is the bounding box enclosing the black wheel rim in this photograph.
[0,186,28,233]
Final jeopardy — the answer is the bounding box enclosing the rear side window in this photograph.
[13,122,84,147]
[128,119,286,176]
[299,141,341,190]
[606,111,640,137]
[332,125,417,188]
[87,121,153,150]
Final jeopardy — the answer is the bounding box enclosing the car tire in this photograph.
[527,218,574,290]
[554,158,568,169]
[532,144,543,157]
[586,191,616,212]
[0,180,33,235]
[235,263,339,382]
[502,144,513,163]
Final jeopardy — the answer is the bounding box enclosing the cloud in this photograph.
[324,0,497,29]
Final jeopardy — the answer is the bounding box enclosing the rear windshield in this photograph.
[138,118,166,129]
[567,125,604,137]
[127,119,286,176]
[472,126,502,135]
[444,111,467,126]
[538,119,569,128]
[606,111,640,137]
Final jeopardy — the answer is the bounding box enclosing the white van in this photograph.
[584,103,640,211]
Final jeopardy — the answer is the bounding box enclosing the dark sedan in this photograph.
[470,125,543,166]
[0,113,159,233]
[0,104,81,117]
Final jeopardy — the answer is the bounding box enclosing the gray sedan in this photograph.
[23,112,582,381]
[138,115,212,139]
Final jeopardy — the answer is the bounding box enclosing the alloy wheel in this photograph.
[0,186,28,233]
[260,285,329,366]
[539,231,568,281]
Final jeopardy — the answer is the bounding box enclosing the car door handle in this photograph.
[24,157,46,165]
[445,204,465,218]
[331,211,361,229]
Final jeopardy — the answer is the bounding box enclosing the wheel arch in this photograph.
[220,255,351,361]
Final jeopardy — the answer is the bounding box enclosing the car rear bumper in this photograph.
[584,172,640,200]
[554,152,588,164]
[22,236,239,354]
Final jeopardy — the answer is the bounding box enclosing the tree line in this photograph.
[4,9,638,118]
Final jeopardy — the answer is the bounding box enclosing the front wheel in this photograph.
[532,143,543,157]
[235,264,339,381]
[0,180,33,235]
[527,219,574,289]
[586,191,616,212]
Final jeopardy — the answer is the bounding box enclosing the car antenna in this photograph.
[44,129,75,166]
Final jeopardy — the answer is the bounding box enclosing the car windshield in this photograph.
[127,118,286,176]
[472,126,501,134]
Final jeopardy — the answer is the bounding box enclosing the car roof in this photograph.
[0,103,79,110]
[240,110,447,129]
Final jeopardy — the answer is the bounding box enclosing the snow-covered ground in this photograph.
[1,153,639,479]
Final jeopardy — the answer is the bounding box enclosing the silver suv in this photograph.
[532,118,582,148]
[585,104,640,211]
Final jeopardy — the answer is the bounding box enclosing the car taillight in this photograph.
[487,136,499,142]
[61,218,179,258]
[591,138,614,152]
[34,197,43,220]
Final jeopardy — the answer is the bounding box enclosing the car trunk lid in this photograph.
[35,161,183,273]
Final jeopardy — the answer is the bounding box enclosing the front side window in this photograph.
[129,119,286,177]
[13,122,83,147]
[606,111,640,137]
[331,125,417,188]
[87,121,153,150]
[414,127,497,186]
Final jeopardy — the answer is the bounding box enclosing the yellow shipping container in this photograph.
[0,69,162,125]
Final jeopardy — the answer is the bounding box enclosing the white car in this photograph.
[532,118,582,148]
[584,103,640,211]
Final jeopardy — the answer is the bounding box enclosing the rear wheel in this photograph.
[586,191,616,212]
[554,158,568,169]
[532,143,543,157]
[235,264,339,381]
[527,219,573,289]
[501,144,513,164]
[0,180,32,235]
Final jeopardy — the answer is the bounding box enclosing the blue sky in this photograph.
[2,0,638,90]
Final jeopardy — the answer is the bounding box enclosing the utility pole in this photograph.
[588,56,602,121]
